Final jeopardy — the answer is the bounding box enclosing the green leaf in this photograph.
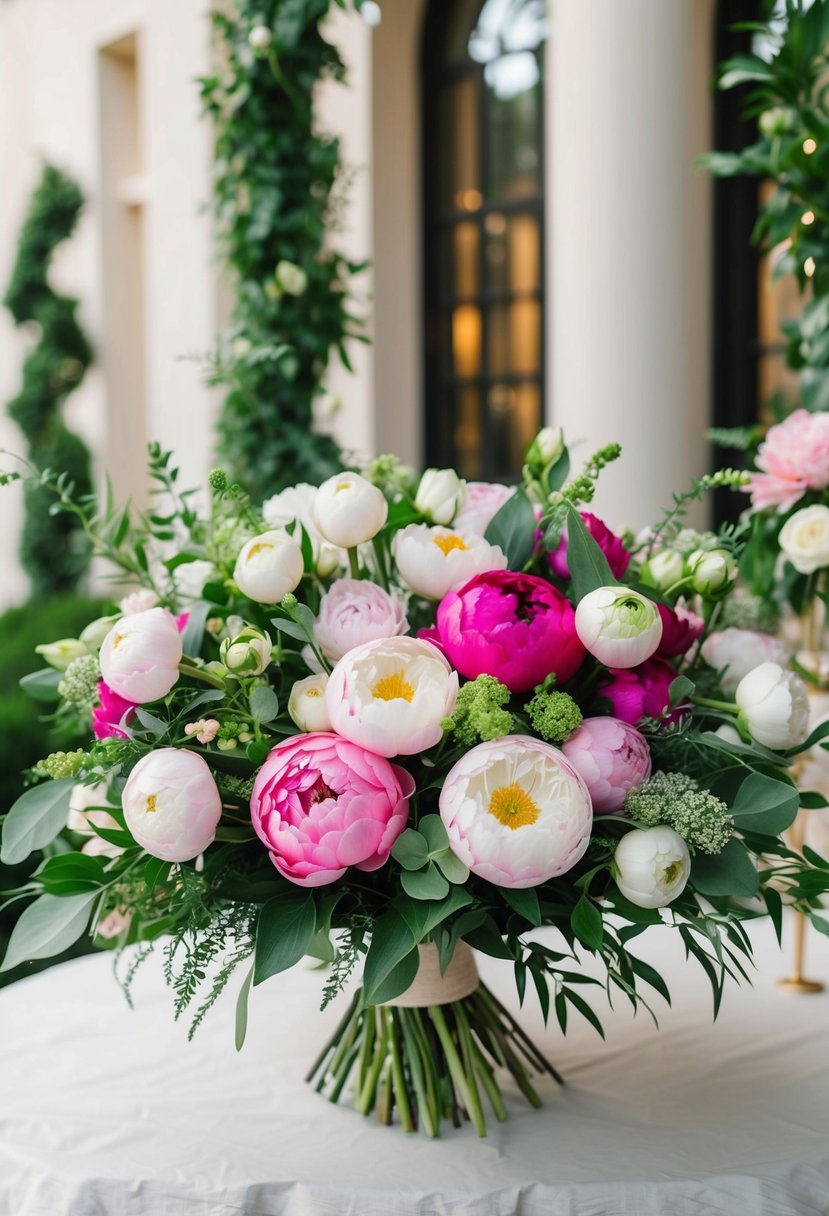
[628,954,671,1005]
[135,708,168,738]
[691,837,760,898]
[249,685,279,723]
[19,668,62,702]
[484,490,537,570]
[419,814,449,854]
[253,890,316,985]
[305,928,336,963]
[1,778,75,865]
[401,863,450,901]
[368,948,420,1006]
[547,448,570,492]
[668,675,695,710]
[245,739,272,766]
[271,618,308,644]
[564,987,605,1038]
[570,894,604,951]
[144,856,172,891]
[809,913,829,939]
[235,963,255,1051]
[433,849,469,885]
[362,908,416,1004]
[395,887,473,943]
[463,914,514,959]
[36,852,106,895]
[731,773,799,836]
[0,891,98,971]
[391,829,429,871]
[181,601,211,658]
[564,504,616,602]
[718,55,775,90]
[502,886,542,927]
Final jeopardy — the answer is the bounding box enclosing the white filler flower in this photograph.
[614,825,691,908]
[735,661,810,750]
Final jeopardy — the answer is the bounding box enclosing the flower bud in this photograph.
[735,661,810,749]
[313,472,389,548]
[288,673,333,732]
[686,548,737,598]
[79,615,121,650]
[574,586,663,669]
[414,468,466,525]
[614,826,691,908]
[275,260,307,297]
[525,426,564,470]
[778,504,829,575]
[758,106,796,137]
[248,24,272,52]
[35,638,89,671]
[220,625,273,676]
[640,549,684,593]
[234,531,304,604]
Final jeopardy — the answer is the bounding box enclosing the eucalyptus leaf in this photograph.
[433,849,470,885]
[250,684,279,723]
[1,778,75,865]
[401,863,450,901]
[391,829,429,871]
[0,890,99,971]
[181,601,211,658]
[419,814,449,854]
[271,618,309,644]
[135,708,168,738]
[19,668,62,703]
[731,773,799,836]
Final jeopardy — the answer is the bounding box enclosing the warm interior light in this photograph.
[455,188,483,212]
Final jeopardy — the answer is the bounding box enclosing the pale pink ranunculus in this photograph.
[326,636,458,757]
[99,607,183,704]
[250,732,414,886]
[746,408,829,512]
[454,482,516,536]
[562,717,652,813]
[701,627,790,695]
[314,578,408,663]
[655,602,704,659]
[436,570,585,693]
[122,748,222,862]
[548,512,631,582]
[92,681,137,739]
[439,735,593,888]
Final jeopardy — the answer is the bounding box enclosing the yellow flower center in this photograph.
[488,783,541,830]
[247,542,272,560]
[304,687,322,698]
[112,633,125,649]
[145,794,158,814]
[432,533,468,556]
[372,670,415,702]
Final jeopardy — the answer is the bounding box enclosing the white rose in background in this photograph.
[414,468,466,525]
[613,826,691,909]
[453,482,516,536]
[735,661,810,749]
[687,548,738,598]
[262,483,344,577]
[779,504,829,574]
[288,674,333,732]
[575,586,662,668]
[100,607,183,704]
[314,579,408,663]
[233,531,303,603]
[701,627,790,694]
[122,748,222,862]
[392,524,507,600]
[325,636,458,757]
[173,560,216,602]
[220,625,273,676]
[313,472,389,548]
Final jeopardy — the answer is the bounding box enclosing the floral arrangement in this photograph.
[2,431,829,1137]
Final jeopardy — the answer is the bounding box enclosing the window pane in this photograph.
[487,299,540,375]
[453,221,480,300]
[488,382,540,478]
[439,78,481,211]
[486,75,541,200]
[455,387,483,478]
[452,303,482,378]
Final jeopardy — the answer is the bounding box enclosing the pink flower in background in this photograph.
[439,735,593,888]
[562,717,651,813]
[250,733,414,887]
[655,602,704,659]
[436,570,585,693]
[598,658,680,727]
[746,409,829,512]
[92,681,137,740]
[314,578,408,662]
[548,512,631,582]
[453,482,516,536]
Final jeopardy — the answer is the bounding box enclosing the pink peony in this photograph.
[562,717,652,813]
[746,409,829,512]
[436,570,586,693]
[92,681,137,740]
[439,735,593,888]
[548,512,631,581]
[314,578,408,663]
[250,733,414,887]
[655,602,704,659]
[598,658,679,727]
[453,482,516,536]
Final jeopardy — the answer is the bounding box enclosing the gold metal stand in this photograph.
[777,810,825,994]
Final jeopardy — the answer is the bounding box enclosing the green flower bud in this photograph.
[686,548,737,599]
[640,549,684,593]
[35,638,89,671]
[220,625,273,676]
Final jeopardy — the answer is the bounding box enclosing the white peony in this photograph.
[702,627,790,694]
[613,826,691,909]
[288,673,333,733]
[414,468,466,526]
[233,531,304,604]
[735,661,810,749]
[262,483,344,577]
[99,607,182,704]
[312,472,389,549]
[314,578,408,663]
[392,524,507,600]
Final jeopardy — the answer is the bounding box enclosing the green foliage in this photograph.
[3,165,93,594]
[200,1,368,499]
[703,0,829,409]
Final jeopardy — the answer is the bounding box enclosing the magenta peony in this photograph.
[92,681,137,740]
[439,735,593,888]
[598,658,679,727]
[250,733,414,886]
[436,570,585,693]
[746,408,829,512]
[548,512,631,581]
[562,716,651,813]
[654,602,704,659]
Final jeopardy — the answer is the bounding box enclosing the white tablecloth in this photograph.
[1,913,828,1216]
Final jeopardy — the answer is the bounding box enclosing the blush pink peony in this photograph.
[746,409,829,512]
[438,735,593,888]
[562,717,651,813]
[453,481,516,536]
[99,607,183,704]
[547,512,631,582]
[250,733,414,886]
[435,570,585,693]
[122,748,222,862]
[314,578,408,663]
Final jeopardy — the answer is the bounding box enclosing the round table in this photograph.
[2,913,828,1215]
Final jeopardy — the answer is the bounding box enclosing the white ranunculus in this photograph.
[35,638,88,671]
[735,661,811,750]
[313,472,389,548]
[262,483,344,577]
[414,468,466,526]
[779,505,829,575]
[220,625,272,676]
[122,748,222,862]
[701,627,790,694]
[314,578,408,662]
[99,607,183,704]
[574,586,662,668]
[392,524,507,600]
[640,549,684,593]
[233,531,304,604]
[686,548,737,598]
[288,673,333,732]
[613,826,691,909]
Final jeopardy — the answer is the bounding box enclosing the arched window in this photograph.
[422,0,547,481]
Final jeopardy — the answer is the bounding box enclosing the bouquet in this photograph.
[2,429,829,1138]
